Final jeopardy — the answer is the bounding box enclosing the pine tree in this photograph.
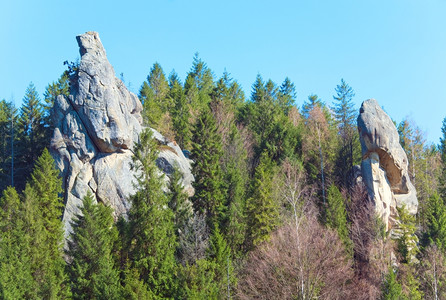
[191,108,226,228]
[325,184,351,250]
[245,152,279,247]
[128,128,177,298]
[67,191,121,299]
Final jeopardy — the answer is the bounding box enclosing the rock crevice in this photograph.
[51,31,194,236]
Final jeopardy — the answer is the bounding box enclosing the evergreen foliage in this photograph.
[191,107,226,228]
[67,191,121,299]
[245,152,279,247]
[382,267,403,300]
[0,100,17,191]
[325,184,351,249]
[16,83,47,190]
[127,128,177,298]
[424,192,446,251]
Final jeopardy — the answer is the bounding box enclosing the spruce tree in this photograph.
[67,191,121,299]
[439,116,446,199]
[245,152,279,247]
[139,63,171,128]
[169,72,191,149]
[331,79,360,188]
[382,267,403,300]
[207,226,235,299]
[325,184,351,249]
[424,192,446,251]
[0,100,17,191]
[191,108,226,228]
[16,83,46,190]
[26,148,69,298]
[0,187,35,299]
[128,128,177,298]
[168,167,192,236]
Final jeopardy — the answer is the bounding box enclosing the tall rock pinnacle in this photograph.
[50,32,194,236]
[357,99,418,230]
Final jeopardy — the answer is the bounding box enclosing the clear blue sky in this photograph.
[1,0,445,144]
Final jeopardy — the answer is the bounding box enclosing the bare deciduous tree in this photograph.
[237,217,354,300]
[178,212,209,265]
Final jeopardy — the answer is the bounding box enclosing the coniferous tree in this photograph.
[16,83,46,190]
[191,108,226,228]
[67,191,121,299]
[439,117,446,199]
[27,148,69,298]
[128,128,177,298]
[169,72,191,149]
[0,187,35,299]
[168,167,193,237]
[325,184,351,250]
[277,77,296,114]
[382,267,403,300]
[331,79,360,188]
[139,63,171,129]
[0,100,17,192]
[423,192,446,251]
[245,152,279,247]
[207,226,235,299]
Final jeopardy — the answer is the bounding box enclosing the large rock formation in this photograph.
[50,31,193,235]
[358,99,418,230]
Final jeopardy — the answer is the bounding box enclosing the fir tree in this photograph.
[128,128,177,298]
[245,152,279,247]
[191,108,226,228]
[67,191,121,299]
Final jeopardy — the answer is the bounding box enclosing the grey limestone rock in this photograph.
[50,31,194,237]
[357,99,418,231]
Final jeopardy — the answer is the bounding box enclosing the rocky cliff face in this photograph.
[50,31,194,235]
[357,99,418,231]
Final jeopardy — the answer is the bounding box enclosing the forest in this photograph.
[0,53,445,299]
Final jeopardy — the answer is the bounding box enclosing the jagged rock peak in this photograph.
[73,31,143,153]
[357,99,418,230]
[50,31,193,237]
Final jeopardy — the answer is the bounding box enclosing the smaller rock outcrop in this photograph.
[357,99,418,230]
[51,32,194,236]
